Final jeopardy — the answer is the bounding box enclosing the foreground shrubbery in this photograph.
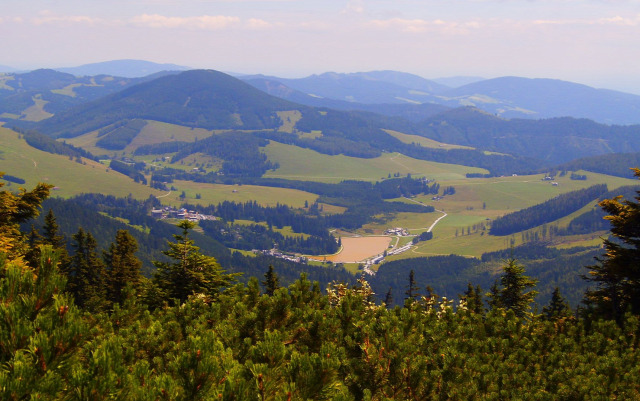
[3,249,640,400]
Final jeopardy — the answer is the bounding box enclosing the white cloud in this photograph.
[533,14,640,26]
[342,0,365,15]
[245,18,274,29]
[31,11,102,26]
[130,14,241,30]
[368,18,481,34]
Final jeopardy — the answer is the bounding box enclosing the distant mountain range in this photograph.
[241,72,640,125]
[5,68,634,169]
[0,64,18,73]
[53,59,190,78]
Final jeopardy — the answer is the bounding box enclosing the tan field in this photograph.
[322,236,392,263]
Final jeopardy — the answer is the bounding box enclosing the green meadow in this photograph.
[161,180,317,209]
[0,127,161,199]
[66,120,215,156]
[263,141,487,183]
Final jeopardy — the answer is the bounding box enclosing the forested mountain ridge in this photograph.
[0,68,176,123]
[244,71,640,125]
[32,69,304,138]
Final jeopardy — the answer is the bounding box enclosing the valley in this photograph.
[2,67,640,308]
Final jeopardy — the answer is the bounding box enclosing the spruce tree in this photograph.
[105,229,143,306]
[67,229,106,310]
[405,269,420,304]
[384,287,393,308]
[462,282,485,314]
[584,168,640,321]
[0,173,51,261]
[488,258,538,318]
[542,287,572,320]
[153,220,237,304]
[262,265,280,296]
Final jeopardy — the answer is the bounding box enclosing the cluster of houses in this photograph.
[384,227,410,236]
[255,248,308,264]
[151,206,217,221]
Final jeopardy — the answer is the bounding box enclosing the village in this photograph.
[150,206,217,222]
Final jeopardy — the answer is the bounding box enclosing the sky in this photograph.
[1,0,639,93]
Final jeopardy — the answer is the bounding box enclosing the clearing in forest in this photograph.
[321,236,392,263]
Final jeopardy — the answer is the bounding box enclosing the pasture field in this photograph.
[162,180,317,209]
[263,141,487,183]
[359,212,441,235]
[276,110,302,133]
[65,120,214,156]
[231,220,309,239]
[384,130,475,150]
[0,127,161,199]
[21,96,53,122]
[319,236,392,263]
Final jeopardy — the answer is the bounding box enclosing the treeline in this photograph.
[169,132,277,177]
[95,119,147,150]
[372,242,601,308]
[109,159,147,184]
[12,127,97,161]
[555,185,640,236]
[199,219,338,255]
[489,184,608,236]
[558,152,640,178]
[164,177,435,230]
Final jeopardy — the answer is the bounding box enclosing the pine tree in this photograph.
[542,287,572,320]
[405,269,420,304]
[153,220,238,304]
[384,287,393,308]
[584,168,640,321]
[462,282,485,314]
[487,258,538,318]
[0,173,51,261]
[41,209,71,275]
[262,265,280,296]
[67,229,107,310]
[105,229,143,306]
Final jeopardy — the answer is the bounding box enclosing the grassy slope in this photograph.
[0,126,162,199]
[263,141,487,183]
[161,180,317,209]
[65,120,214,157]
[383,171,637,258]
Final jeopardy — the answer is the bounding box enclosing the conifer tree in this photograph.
[105,229,143,306]
[262,265,280,296]
[488,258,538,318]
[542,287,572,320]
[24,224,43,268]
[462,282,485,314]
[384,287,393,307]
[41,209,70,273]
[153,220,237,304]
[0,173,51,261]
[584,168,640,321]
[405,269,420,304]
[68,228,107,310]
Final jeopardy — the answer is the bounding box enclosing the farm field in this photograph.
[65,120,214,156]
[163,180,318,208]
[0,127,161,199]
[383,130,475,150]
[263,141,487,183]
[318,236,392,263]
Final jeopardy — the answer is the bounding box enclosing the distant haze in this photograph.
[1,0,639,94]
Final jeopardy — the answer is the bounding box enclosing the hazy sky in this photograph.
[1,0,639,92]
